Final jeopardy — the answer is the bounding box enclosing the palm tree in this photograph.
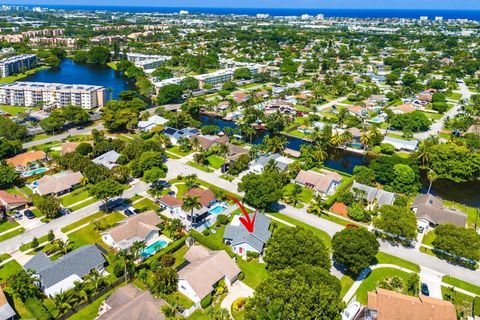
[193,152,208,165]
[72,280,89,305]
[182,194,202,230]
[330,132,343,148]
[264,159,280,174]
[360,131,371,152]
[117,249,131,283]
[415,143,430,168]
[216,143,229,158]
[54,290,74,315]
[369,126,383,143]
[287,184,303,207]
[87,268,107,293]
[242,125,256,144]
[313,146,328,163]
[427,170,438,194]
[131,241,146,261]
[307,195,324,216]
[55,239,71,255]
[341,130,353,145]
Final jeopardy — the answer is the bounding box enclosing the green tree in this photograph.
[152,67,173,80]
[149,267,178,295]
[433,224,480,261]
[234,67,252,79]
[238,173,283,210]
[264,227,330,271]
[87,46,111,64]
[34,195,60,219]
[332,227,379,275]
[373,205,417,241]
[89,179,124,211]
[386,164,421,194]
[347,201,371,222]
[8,270,41,301]
[0,164,20,188]
[157,84,183,105]
[180,76,199,91]
[182,194,202,228]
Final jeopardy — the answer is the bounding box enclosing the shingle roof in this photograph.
[159,195,183,207]
[178,246,240,300]
[24,245,106,289]
[412,194,467,227]
[105,211,161,245]
[184,188,215,207]
[352,182,396,207]
[223,213,271,252]
[368,288,456,320]
[99,284,166,320]
[0,190,28,205]
[92,150,121,169]
[36,171,83,196]
[0,287,15,320]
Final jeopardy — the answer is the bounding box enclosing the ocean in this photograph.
[10,5,480,20]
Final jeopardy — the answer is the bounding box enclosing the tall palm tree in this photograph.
[87,268,106,293]
[54,290,74,315]
[307,195,324,216]
[313,146,328,163]
[287,184,303,207]
[368,126,383,143]
[131,241,146,261]
[55,239,71,255]
[72,280,89,305]
[359,131,371,152]
[216,143,229,158]
[117,249,131,283]
[182,194,202,230]
[242,125,256,144]
[427,170,438,194]
[341,130,353,145]
[414,143,430,168]
[330,132,343,148]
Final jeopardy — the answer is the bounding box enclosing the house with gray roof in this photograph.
[382,136,419,152]
[24,244,106,297]
[137,115,168,132]
[92,150,121,170]
[411,194,467,227]
[249,153,294,174]
[351,181,396,208]
[223,212,271,256]
[163,127,200,144]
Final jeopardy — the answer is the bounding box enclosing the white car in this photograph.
[341,301,362,320]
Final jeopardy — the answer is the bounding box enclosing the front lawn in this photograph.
[61,212,106,233]
[187,161,214,173]
[237,258,268,289]
[168,145,193,157]
[421,230,436,246]
[60,188,91,207]
[354,267,414,304]
[0,227,25,242]
[340,275,355,298]
[207,155,225,169]
[70,197,98,211]
[20,234,50,252]
[282,183,314,205]
[374,252,420,272]
[132,198,160,211]
[0,220,19,234]
[442,276,480,296]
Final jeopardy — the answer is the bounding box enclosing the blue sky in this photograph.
[9,0,480,9]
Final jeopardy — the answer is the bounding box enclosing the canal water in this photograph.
[200,115,480,206]
[25,59,134,99]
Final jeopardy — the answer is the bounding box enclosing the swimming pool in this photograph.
[21,167,48,178]
[370,116,384,123]
[209,205,225,215]
[141,240,168,257]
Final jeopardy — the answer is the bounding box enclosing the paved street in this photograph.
[0,180,148,255]
[23,123,104,149]
[415,82,472,140]
[165,158,480,286]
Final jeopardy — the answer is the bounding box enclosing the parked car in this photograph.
[123,209,135,217]
[167,191,175,196]
[341,301,361,320]
[23,209,36,219]
[421,283,430,296]
[14,211,23,219]
[128,207,141,214]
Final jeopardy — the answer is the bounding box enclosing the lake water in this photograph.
[25,59,134,99]
[200,115,480,206]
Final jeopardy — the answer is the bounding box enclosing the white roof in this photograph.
[44,274,82,297]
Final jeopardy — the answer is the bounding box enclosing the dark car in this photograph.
[123,209,134,217]
[167,190,175,196]
[76,126,85,130]
[421,283,429,296]
[23,210,36,219]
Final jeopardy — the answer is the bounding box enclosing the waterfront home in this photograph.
[364,288,456,320]
[35,171,83,196]
[351,182,396,208]
[0,190,29,212]
[137,115,168,132]
[191,134,228,151]
[163,127,200,145]
[223,212,271,256]
[92,150,121,170]
[97,284,166,320]
[0,287,15,320]
[249,153,294,174]
[101,211,162,251]
[24,244,106,297]
[381,136,418,152]
[411,194,466,228]
[294,169,343,198]
[178,245,240,305]
[6,150,46,172]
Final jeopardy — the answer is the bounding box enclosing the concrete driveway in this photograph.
[419,266,443,299]
[221,281,254,315]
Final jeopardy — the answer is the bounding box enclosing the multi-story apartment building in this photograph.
[118,52,171,70]
[153,63,266,92]
[0,82,106,109]
[0,54,37,78]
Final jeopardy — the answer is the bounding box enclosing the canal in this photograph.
[200,115,480,207]
[25,59,134,99]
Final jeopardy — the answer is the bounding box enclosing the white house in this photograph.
[223,213,271,256]
[137,115,168,132]
[178,246,240,305]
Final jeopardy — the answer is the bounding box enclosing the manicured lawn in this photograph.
[442,276,480,296]
[60,188,91,207]
[70,197,98,211]
[0,260,23,284]
[282,183,314,205]
[61,212,107,233]
[355,268,414,305]
[375,252,420,272]
[0,227,25,242]
[446,92,462,100]
[0,219,19,234]
[132,198,160,211]
[163,291,194,309]
[268,212,331,247]
[442,286,480,316]
[421,230,436,246]
[171,245,189,269]
[0,66,48,83]
[207,155,225,169]
[20,234,50,252]
[0,105,38,115]
[340,275,355,298]
[237,258,268,289]
[187,161,213,172]
[68,287,116,320]
[168,145,192,157]
[129,194,143,202]
[172,183,188,198]
[220,174,235,182]
[423,112,443,120]
[68,212,125,249]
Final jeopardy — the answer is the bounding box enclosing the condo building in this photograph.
[153,63,266,92]
[118,52,171,70]
[0,54,37,78]
[0,82,106,109]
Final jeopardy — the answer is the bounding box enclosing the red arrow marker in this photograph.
[230,196,256,233]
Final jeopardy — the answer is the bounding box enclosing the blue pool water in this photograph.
[370,116,384,123]
[21,167,48,177]
[141,240,167,257]
[209,205,225,215]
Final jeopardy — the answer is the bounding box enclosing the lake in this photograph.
[200,115,480,206]
[25,59,134,99]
